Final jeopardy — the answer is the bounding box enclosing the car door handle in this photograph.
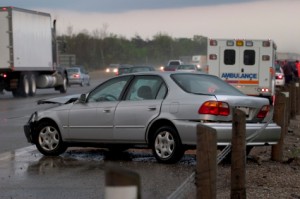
[103,108,112,113]
[147,106,157,111]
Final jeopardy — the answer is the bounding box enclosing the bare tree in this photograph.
[92,23,109,68]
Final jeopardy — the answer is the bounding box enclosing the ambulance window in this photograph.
[224,50,235,65]
[244,50,255,65]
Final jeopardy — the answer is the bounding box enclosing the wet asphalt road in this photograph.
[0,72,196,199]
[0,146,196,199]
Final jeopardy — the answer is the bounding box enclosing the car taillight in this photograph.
[276,74,284,79]
[257,105,270,118]
[73,74,80,78]
[0,73,7,78]
[198,101,230,116]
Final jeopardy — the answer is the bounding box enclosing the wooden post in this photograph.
[285,85,291,122]
[290,83,297,119]
[230,109,246,199]
[296,82,300,115]
[271,92,287,161]
[105,165,141,199]
[196,124,217,199]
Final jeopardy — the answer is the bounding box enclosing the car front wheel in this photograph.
[152,126,184,164]
[34,121,67,156]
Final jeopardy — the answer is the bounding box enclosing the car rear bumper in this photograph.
[23,113,37,144]
[68,79,82,84]
[174,121,281,146]
[275,80,285,86]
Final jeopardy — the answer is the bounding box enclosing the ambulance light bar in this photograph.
[262,41,271,47]
[227,40,234,46]
[245,41,253,46]
[209,40,218,46]
[236,40,244,46]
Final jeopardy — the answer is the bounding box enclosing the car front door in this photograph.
[67,75,132,141]
[113,75,167,142]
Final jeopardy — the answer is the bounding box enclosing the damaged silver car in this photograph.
[24,71,281,164]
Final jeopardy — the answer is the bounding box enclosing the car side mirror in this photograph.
[79,94,87,103]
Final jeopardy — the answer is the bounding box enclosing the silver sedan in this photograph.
[24,71,281,163]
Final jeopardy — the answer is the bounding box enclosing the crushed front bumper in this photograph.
[23,112,37,144]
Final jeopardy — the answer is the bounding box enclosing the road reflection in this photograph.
[0,146,196,199]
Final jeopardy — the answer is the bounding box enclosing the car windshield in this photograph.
[130,67,152,73]
[177,65,196,70]
[118,67,131,75]
[275,63,282,73]
[67,68,79,73]
[171,73,244,96]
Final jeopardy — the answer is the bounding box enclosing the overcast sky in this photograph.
[1,0,300,54]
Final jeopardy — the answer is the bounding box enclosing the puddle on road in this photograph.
[0,146,196,177]
[0,146,197,199]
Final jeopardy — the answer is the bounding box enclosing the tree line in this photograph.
[57,28,207,70]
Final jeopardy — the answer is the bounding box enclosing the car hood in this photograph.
[37,94,81,105]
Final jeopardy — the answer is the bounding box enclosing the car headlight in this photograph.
[28,112,38,123]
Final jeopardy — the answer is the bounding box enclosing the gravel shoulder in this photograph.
[215,119,300,199]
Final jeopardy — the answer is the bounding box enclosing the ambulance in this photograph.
[206,38,277,103]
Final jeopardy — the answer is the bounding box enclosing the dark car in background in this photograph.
[105,64,120,74]
[275,63,285,87]
[129,65,155,73]
[116,64,133,76]
[176,64,200,72]
[117,65,155,75]
[163,60,183,71]
[66,66,90,87]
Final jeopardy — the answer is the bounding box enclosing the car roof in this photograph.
[119,70,207,77]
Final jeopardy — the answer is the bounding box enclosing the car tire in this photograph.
[151,126,184,164]
[34,121,67,156]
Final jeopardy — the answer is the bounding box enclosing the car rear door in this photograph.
[113,75,167,142]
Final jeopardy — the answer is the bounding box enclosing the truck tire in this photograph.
[13,73,30,97]
[59,76,67,93]
[29,73,36,96]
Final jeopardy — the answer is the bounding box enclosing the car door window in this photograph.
[87,76,131,102]
[125,75,165,101]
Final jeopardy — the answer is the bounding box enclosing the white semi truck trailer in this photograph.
[0,6,67,97]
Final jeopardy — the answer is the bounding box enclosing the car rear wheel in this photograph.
[34,121,67,156]
[152,126,184,164]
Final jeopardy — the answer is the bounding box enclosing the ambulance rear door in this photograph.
[219,41,259,95]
